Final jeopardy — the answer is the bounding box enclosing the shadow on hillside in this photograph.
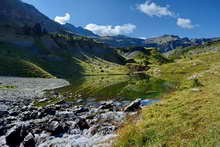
[0,41,85,79]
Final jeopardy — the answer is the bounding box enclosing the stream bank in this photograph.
[0,76,161,147]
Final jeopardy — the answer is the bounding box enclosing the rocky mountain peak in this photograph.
[63,23,98,37]
[0,0,61,32]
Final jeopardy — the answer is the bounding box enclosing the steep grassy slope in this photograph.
[0,26,127,78]
[0,56,54,78]
[115,43,220,146]
[119,47,170,65]
[0,41,54,78]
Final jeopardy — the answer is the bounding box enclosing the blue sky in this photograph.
[22,0,220,39]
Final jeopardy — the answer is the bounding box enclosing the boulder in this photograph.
[87,125,116,136]
[98,125,116,135]
[38,98,48,103]
[0,110,9,118]
[20,111,39,121]
[22,133,36,147]
[0,126,7,136]
[21,106,29,112]
[124,99,142,112]
[9,111,19,117]
[55,111,76,119]
[0,104,9,117]
[98,101,114,110]
[5,125,28,146]
[74,117,90,130]
[41,107,56,116]
[47,121,68,136]
[74,107,89,114]
[76,99,83,103]
[23,99,32,106]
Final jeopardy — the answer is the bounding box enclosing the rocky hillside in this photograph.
[167,39,220,59]
[0,24,126,78]
[118,46,170,65]
[0,0,128,78]
[0,0,63,32]
[93,35,216,53]
[63,23,98,37]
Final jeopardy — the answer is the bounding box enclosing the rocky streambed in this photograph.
[0,77,159,147]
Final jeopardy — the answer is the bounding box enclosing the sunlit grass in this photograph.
[115,52,220,147]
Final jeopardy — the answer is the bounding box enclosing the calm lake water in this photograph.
[56,74,175,102]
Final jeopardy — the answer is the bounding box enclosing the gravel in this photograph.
[0,76,69,101]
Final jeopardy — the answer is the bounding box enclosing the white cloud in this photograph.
[137,1,173,17]
[85,24,136,36]
[139,37,147,40]
[177,18,195,29]
[54,13,71,25]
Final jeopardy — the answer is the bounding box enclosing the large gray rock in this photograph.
[47,121,69,136]
[98,101,114,110]
[0,110,9,118]
[41,107,56,116]
[124,99,142,112]
[22,133,36,147]
[20,111,39,121]
[74,117,90,130]
[5,125,28,146]
[74,107,89,114]
[0,104,9,118]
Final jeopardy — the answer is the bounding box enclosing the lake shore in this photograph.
[0,76,70,101]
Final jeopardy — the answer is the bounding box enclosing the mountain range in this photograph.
[61,23,219,52]
[2,0,218,52]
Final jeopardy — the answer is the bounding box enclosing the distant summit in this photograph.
[145,35,182,44]
[63,23,99,37]
[96,34,215,52]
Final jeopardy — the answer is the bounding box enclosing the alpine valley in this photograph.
[0,0,220,147]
